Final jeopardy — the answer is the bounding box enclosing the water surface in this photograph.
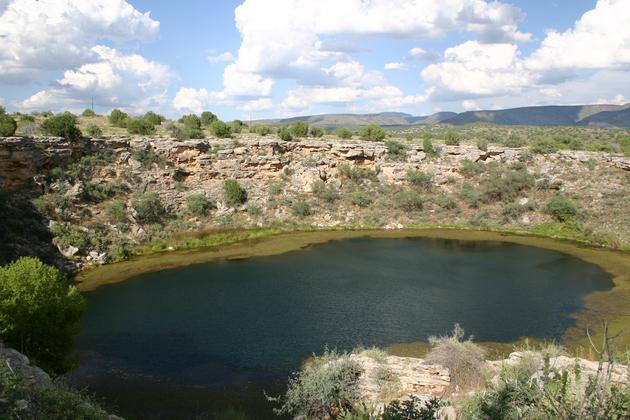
[71,237,612,419]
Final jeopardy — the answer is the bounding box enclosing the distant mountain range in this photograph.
[254,104,630,129]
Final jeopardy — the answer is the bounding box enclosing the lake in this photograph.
[70,236,612,419]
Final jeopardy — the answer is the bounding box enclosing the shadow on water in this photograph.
[69,236,614,419]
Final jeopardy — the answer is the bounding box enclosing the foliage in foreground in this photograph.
[0,257,85,374]
[0,358,110,419]
[270,349,362,418]
[40,114,82,140]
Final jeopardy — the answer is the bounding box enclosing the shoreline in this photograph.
[74,225,630,351]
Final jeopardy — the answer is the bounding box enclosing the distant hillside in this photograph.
[255,111,456,129]
[253,104,630,129]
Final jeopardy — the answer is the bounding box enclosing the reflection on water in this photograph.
[70,237,612,419]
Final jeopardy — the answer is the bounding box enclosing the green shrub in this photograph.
[200,111,218,126]
[187,193,213,215]
[20,114,35,123]
[359,124,386,141]
[132,192,165,223]
[291,200,312,217]
[106,200,127,224]
[143,111,164,126]
[385,140,408,161]
[271,349,362,418]
[425,324,485,392]
[211,120,232,138]
[164,122,184,140]
[108,109,128,127]
[423,136,436,157]
[86,125,103,137]
[179,114,201,128]
[183,125,204,139]
[531,137,558,154]
[459,160,486,178]
[81,179,127,202]
[478,166,534,202]
[0,105,5,114]
[545,195,578,222]
[309,126,324,138]
[311,180,339,202]
[50,224,89,251]
[383,396,442,420]
[278,126,293,141]
[445,130,460,146]
[126,117,156,135]
[477,138,488,151]
[290,121,309,138]
[406,170,432,191]
[461,182,482,208]
[223,179,247,205]
[230,120,244,134]
[620,137,630,157]
[40,114,82,140]
[81,108,96,117]
[0,114,17,136]
[501,202,534,222]
[394,190,423,211]
[349,191,373,208]
[0,257,85,373]
[502,135,526,148]
[338,164,379,182]
[435,194,458,210]
[251,125,272,136]
[132,148,161,168]
[337,127,353,139]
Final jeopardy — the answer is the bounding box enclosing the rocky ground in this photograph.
[0,134,629,269]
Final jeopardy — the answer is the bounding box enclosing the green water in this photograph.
[70,237,612,419]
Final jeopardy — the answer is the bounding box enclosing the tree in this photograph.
[200,111,218,126]
[223,179,247,205]
[278,126,293,141]
[86,125,103,138]
[211,120,232,138]
[0,105,5,114]
[0,114,17,137]
[0,257,85,374]
[126,117,156,135]
[81,109,96,117]
[179,114,201,128]
[359,124,385,141]
[40,113,82,140]
[290,121,309,138]
[230,120,244,134]
[309,126,324,138]
[108,109,128,127]
[337,127,353,139]
[143,111,164,126]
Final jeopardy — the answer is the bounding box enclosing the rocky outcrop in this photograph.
[0,342,52,390]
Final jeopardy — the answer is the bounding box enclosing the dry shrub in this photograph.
[425,324,486,392]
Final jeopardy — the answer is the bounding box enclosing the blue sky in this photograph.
[1,0,629,120]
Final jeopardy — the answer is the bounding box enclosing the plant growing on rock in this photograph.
[40,113,82,140]
[223,179,247,205]
[0,257,85,374]
[545,195,578,222]
[349,191,373,208]
[126,117,156,135]
[445,130,460,146]
[106,200,128,224]
[385,140,408,161]
[309,126,324,138]
[291,200,312,217]
[278,126,293,141]
[394,190,423,211]
[132,192,166,223]
[423,135,437,157]
[0,114,17,137]
[187,194,213,216]
[359,124,386,141]
[337,127,353,139]
[311,180,339,203]
[211,120,232,138]
[406,170,433,191]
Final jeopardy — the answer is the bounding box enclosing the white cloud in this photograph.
[405,47,440,61]
[207,52,235,64]
[0,0,159,84]
[462,99,479,110]
[18,46,173,113]
[385,62,407,71]
[526,0,630,72]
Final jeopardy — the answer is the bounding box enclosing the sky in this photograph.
[1,0,629,121]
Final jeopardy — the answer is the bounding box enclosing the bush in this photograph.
[477,138,488,151]
[478,166,534,202]
[251,125,272,136]
[0,114,17,136]
[223,179,247,205]
[502,135,526,148]
[81,179,127,202]
[179,114,201,128]
[187,193,213,215]
[349,191,373,208]
[435,194,458,210]
[311,180,339,203]
[132,192,165,223]
[132,148,161,169]
[200,111,218,126]
[40,114,82,140]
[531,137,559,154]
[461,182,482,208]
[309,126,324,138]
[422,136,437,157]
[86,125,103,138]
[359,124,386,141]
[81,108,96,117]
[394,190,423,211]
[183,125,204,139]
[143,111,164,126]
[106,200,127,224]
[425,324,485,392]
[271,349,362,418]
[108,109,128,127]
[406,170,433,191]
[459,160,487,178]
[337,127,353,139]
[291,200,312,217]
[383,396,442,420]
[338,164,379,182]
[0,105,5,114]
[164,122,184,140]
[545,195,578,222]
[445,130,459,145]
[230,120,244,134]
[278,126,293,141]
[211,120,232,138]
[290,121,309,138]
[385,140,408,161]
[50,224,89,251]
[0,257,85,373]
[126,117,156,135]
